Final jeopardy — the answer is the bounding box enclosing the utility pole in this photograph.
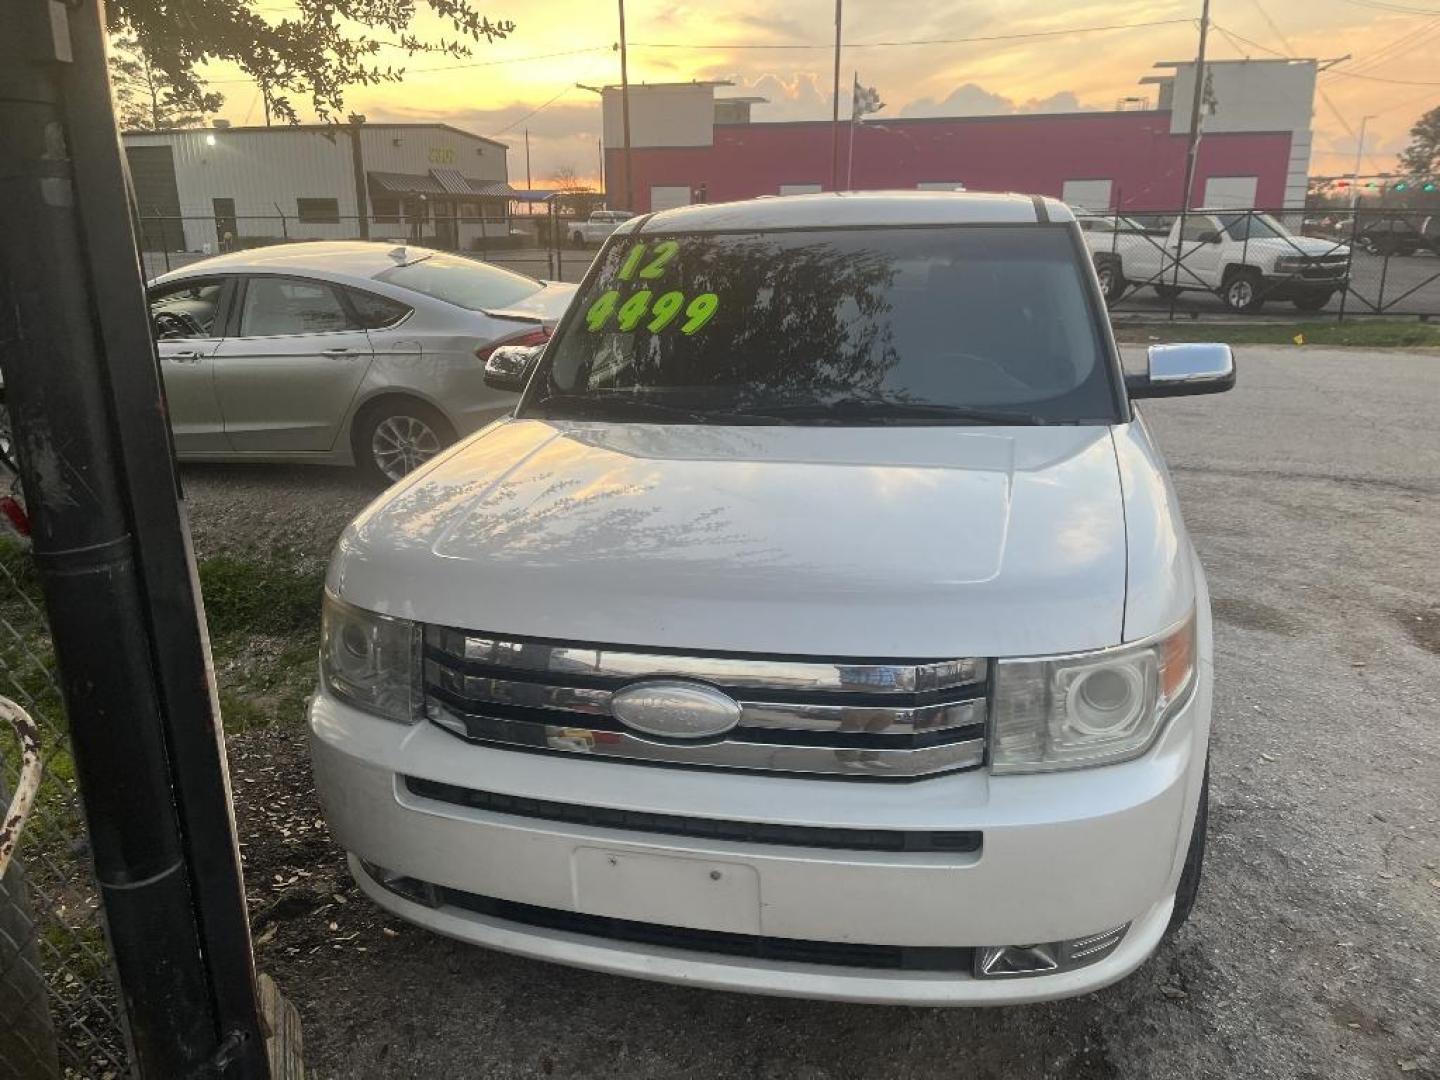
[1180,0,1211,211]
[618,0,634,211]
[348,114,369,240]
[0,0,274,1075]
[831,0,843,190]
[525,127,532,190]
[846,70,857,190]
[1350,115,1374,208]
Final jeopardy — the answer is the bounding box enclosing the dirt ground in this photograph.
[210,345,1439,1080]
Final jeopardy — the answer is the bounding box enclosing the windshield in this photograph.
[525,226,1118,426]
[375,252,543,311]
[1219,213,1289,241]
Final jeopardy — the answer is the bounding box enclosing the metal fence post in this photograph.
[1339,198,1362,323]
[0,1,272,1076]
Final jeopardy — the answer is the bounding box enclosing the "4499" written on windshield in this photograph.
[584,239,720,335]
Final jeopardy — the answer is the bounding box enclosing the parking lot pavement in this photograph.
[199,345,1440,1080]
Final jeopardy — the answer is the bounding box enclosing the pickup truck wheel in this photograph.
[354,399,456,486]
[1153,284,1181,300]
[1221,270,1265,313]
[1291,290,1333,312]
[1165,761,1209,937]
[1095,258,1126,304]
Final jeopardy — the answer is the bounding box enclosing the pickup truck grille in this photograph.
[422,626,989,780]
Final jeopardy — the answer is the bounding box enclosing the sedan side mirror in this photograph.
[1196,229,1222,244]
[1126,343,1235,399]
[483,344,543,393]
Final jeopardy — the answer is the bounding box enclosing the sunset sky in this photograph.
[205,1,1440,188]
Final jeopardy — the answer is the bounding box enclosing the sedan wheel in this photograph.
[356,402,456,485]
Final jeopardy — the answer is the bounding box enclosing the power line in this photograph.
[488,83,579,138]
[1331,0,1440,13]
[204,45,610,85]
[1321,68,1440,85]
[631,17,1195,51]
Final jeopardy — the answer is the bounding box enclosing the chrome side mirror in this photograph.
[483,344,543,393]
[1126,343,1235,399]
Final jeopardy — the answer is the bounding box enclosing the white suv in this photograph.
[310,192,1233,1005]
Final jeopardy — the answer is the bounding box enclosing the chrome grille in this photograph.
[422,627,989,779]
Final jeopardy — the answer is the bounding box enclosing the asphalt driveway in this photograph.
[204,344,1440,1080]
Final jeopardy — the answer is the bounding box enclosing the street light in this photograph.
[1351,115,1375,207]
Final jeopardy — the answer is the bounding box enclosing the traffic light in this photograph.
[1394,181,1409,192]
[1425,181,1438,192]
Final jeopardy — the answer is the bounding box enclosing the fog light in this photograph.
[974,924,1129,978]
[359,859,440,908]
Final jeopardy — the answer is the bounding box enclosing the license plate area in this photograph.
[571,848,761,935]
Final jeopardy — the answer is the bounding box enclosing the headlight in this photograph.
[1274,256,1306,272]
[990,612,1196,773]
[320,593,420,724]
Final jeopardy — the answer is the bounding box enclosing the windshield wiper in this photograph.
[527,394,782,425]
[743,398,1050,425]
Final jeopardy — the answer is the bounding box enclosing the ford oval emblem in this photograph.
[610,680,742,740]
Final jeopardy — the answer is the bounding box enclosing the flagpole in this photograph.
[846,71,858,190]
[830,0,843,190]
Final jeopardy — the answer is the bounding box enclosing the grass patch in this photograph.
[0,539,323,737]
[1112,319,1440,348]
[199,554,326,639]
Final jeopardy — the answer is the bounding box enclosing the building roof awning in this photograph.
[430,167,473,195]
[369,171,445,195]
[368,171,521,198]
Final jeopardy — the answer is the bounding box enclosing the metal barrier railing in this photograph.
[1075,202,1438,319]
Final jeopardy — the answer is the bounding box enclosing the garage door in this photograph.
[126,145,186,251]
[650,186,692,211]
[1061,179,1114,212]
[1202,176,1258,209]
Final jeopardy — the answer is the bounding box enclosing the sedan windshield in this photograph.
[525,225,1119,425]
[376,252,543,311]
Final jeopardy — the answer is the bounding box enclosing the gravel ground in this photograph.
[200,344,1440,1080]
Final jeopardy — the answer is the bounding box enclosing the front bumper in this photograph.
[309,671,1210,1006]
[1261,270,1347,297]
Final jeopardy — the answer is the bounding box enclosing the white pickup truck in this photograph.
[1083,209,1350,312]
[568,209,635,247]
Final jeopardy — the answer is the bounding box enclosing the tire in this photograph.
[1291,290,1333,312]
[1153,284,1182,300]
[1165,761,1209,937]
[353,399,456,486]
[1095,258,1126,305]
[1221,269,1265,313]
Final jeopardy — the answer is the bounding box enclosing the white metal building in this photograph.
[122,122,515,254]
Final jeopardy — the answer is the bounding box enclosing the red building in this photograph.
[598,59,1317,215]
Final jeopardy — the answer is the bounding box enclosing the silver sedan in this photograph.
[148,241,575,483]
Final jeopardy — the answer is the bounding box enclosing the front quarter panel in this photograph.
[1111,417,1197,641]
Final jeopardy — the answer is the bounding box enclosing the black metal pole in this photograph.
[1180,0,1211,214]
[0,1,270,1076]
[349,121,370,241]
[618,0,633,212]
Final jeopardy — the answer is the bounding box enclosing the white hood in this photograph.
[330,420,1133,658]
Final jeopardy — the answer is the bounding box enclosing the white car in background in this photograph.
[148,242,576,483]
[568,210,635,247]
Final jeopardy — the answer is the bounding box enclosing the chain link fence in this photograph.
[138,211,598,286]
[0,525,131,1078]
[1081,205,1440,319]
